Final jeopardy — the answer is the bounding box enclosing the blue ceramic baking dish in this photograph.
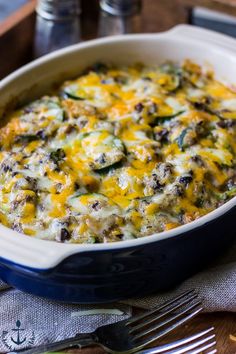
[0,25,235,303]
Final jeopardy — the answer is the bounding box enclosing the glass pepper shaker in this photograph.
[98,0,142,37]
[34,0,81,58]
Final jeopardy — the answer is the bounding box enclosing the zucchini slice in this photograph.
[95,160,123,174]
[63,84,87,100]
[24,96,62,112]
[190,99,236,120]
[177,128,190,151]
[210,109,236,120]
[159,63,182,92]
[0,203,10,214]
[150,110,185,126]
[24,96,65,121]
[15,134,41,143]
[68,193,121,215]
[80,131,125,170]
[63,90,85,100]
[218,187,236,201]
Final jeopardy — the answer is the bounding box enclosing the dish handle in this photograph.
[165,24,236,54]
[0,227,80,271]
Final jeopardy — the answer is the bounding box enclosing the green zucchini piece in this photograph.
[95,160,123,174]
[193,102,219,117]
[160,62,181,74]
[87,235,100,243]
[218,187,236,201]
[80,131,125,170]
[63,83,87,100]
[150,110,185,126]
[24,96,62,112]
[63,90,85,100]
[15,134,41,143]
[210,109,236,120]
[68,192,120,215]
[24,97,66,122]
[134,195,153,202]
[0,203,10,213]
[191,100,236,120]
[49,148,65,164]
[177,128,190,151]
[91,62,108,73]
[159,62,182,92]
[194,197,204,208]
[71,191,87,199]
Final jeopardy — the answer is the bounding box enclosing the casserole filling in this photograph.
[0,60,235,243]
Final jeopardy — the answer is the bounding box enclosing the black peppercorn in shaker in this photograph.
[34,0,81,58]
[98,0,142,37]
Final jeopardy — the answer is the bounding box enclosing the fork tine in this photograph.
[136,328,215,353]
[162,335,216,354]
[126,289,196,326]
[136,305,202,348]
[132,300,202,341]
[186,340,217,354]
[206,350,217,354]
[129,293,198,334]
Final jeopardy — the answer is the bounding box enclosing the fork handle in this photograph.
[16,333,98,354]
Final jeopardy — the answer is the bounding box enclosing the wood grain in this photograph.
[0,0,36,78]
[0,0,36,79]
[63,311,236,354]
[141,0,187,33]
[0,0,36,37]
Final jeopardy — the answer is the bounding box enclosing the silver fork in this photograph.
[137,327,217,353]
[17,289,202,354]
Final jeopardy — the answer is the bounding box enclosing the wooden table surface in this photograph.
[63,311,236,354]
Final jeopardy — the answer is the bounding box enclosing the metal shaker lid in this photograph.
[36,0,81,21]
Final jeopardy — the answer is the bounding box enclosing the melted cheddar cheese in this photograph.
[0,60,235,243]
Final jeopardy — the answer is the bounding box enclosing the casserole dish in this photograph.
[0,24,235,303]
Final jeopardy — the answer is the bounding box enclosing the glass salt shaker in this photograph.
[98,0,142,37]
[34,0,81,58]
